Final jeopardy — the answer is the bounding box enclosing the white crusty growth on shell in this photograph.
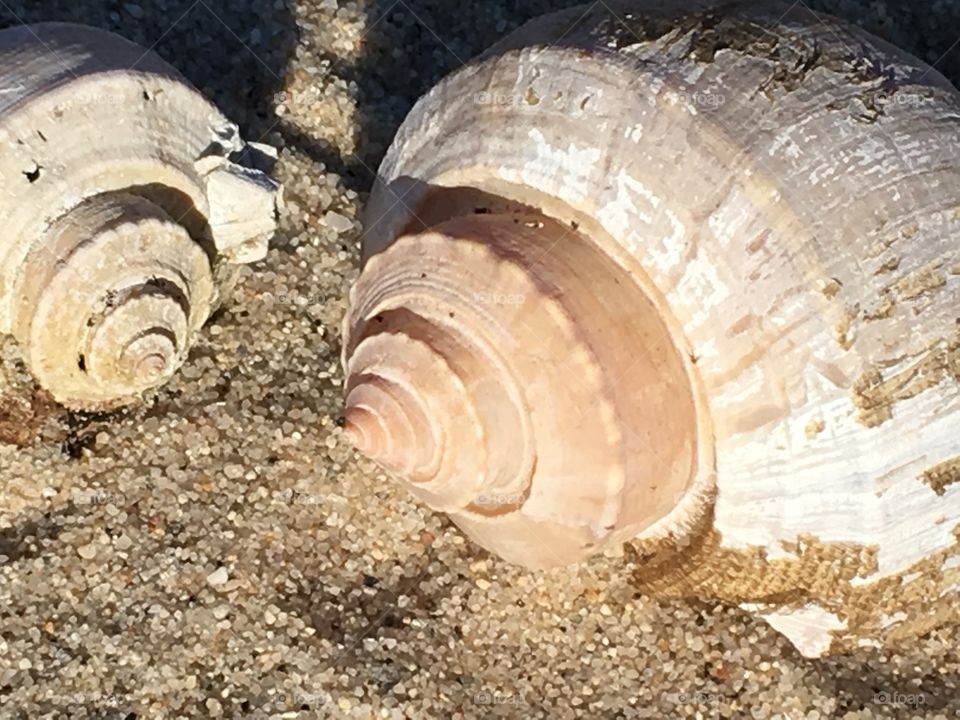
[0,23,281,409]
[344,0,960,657]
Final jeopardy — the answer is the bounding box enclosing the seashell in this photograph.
[0,23,280,410]
[343,0,960,656]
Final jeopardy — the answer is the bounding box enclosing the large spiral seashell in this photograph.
[344,0,960,655]
[0,23,280,410]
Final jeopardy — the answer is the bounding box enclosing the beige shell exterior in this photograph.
[344,1,960,656]
[0,23,280,410]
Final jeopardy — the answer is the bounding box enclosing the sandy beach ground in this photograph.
[1,0,959,718]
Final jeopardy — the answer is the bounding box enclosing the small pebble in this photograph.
[206,567,229,586]
[224,464,245,480]
[322,211,354,233]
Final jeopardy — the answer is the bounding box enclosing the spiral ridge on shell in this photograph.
[343,209,712,568]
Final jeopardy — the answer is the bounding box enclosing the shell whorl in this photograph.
[343,210,714,567]
[0,23,280,409]
[12,192,214,407]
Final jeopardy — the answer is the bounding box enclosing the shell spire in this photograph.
[343,208,715,568]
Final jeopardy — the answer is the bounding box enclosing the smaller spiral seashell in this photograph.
[0,23,281,409]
